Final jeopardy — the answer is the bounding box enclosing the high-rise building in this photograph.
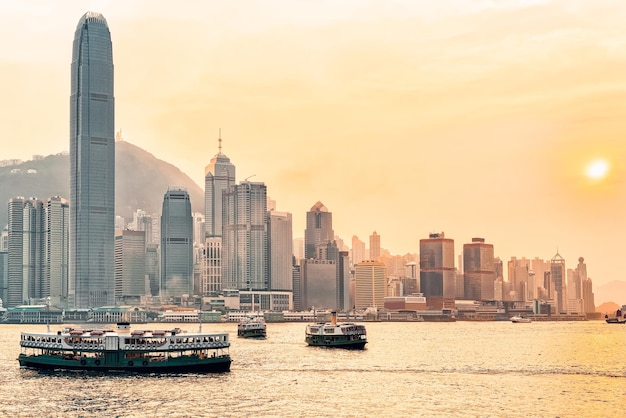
[7,197,45,307]
[369,231,381,261]
[550,252,566,313]
[419,232,455,301]
[201,135,235,295]
[508,257,530,301]
[69,12,115,308]
[463,238,495,301]
[304,202,334,260]
[354,260,386,310]
[267,210,293,291]
[204,135,236,238]
[222,182,267,290]
[114,230,146,303]
[351,236,366,266]
[0,251,7,306]
[161,189,193,299]
[46,196,69,307]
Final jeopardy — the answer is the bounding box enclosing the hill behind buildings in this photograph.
[0,141,204,228]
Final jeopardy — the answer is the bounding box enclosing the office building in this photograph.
[7,197,45,307]
[204,135,236,238]
[463,238,495,301]
[369,231,381,261]
[550,252,566,313]
[354,260,386,310]
[419,232,455,301]
[69,12,115,308]
[46,196,69,307]
[268,210,293,291]
[304,201,334,260]
[114,230,146,303]
[161,189,193,299]
[222,182,267,290]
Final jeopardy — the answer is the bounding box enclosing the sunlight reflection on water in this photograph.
[1,321,625,417]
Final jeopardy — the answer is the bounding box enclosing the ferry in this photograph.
[305,312,367,349]
[17,322,231,373]
[237,316,267,338]
[510,315,532,323]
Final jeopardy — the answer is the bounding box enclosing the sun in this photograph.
[586,159,609,180]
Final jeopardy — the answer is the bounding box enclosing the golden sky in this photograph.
[2,0,626,291]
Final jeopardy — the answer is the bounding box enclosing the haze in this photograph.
[1,0,625,289]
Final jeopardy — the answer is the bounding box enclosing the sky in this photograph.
[1,0,626,291]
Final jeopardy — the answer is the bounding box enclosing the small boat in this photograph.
[17,322,231,373]
[604,306,626,324]
[305,311,367,349]
[237,316,267,339]
[510,315,531,323]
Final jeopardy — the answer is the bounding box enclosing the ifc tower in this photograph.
[69,12,115,308]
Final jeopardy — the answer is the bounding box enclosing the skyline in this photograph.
[2,1,626,289]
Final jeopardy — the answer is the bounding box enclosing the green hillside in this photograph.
[0,141,203,228]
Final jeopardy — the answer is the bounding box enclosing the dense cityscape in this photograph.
[0,11,603,324]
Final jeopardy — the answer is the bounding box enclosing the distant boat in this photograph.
[510,315,531,323]
[305,311,367,349]
[237,316,267,338]
[604,306,626,324]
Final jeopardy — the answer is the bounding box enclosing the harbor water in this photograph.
[1,320,625,417]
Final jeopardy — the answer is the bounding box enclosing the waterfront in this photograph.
[1,321,624,417]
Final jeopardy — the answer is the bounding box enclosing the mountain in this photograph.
[593,280,626,307]
[0,141,203,228]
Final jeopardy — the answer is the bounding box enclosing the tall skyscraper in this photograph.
[161,189,193,299]
[550,252,566,313]
[369,231,381,261]
[204,135,236,238]
[69,12,115,308]
[419,232,455,301]
[304,201,334,260]
[7,197,46,307]
[463,238,495,301]
[222,182,267,290]
[267,210,293,291]
[46,196,70,307]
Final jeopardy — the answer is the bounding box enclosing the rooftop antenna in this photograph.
[244,174,256,182]
[218,128,222,155]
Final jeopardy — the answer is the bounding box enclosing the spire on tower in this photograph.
[218,128,222,155]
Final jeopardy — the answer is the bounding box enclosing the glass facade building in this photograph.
[161,189,193,299]
[304,201,334,260]
[69,12,115,308]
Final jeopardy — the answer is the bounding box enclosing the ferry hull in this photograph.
[305,336,367,350]
[18,353,231,373]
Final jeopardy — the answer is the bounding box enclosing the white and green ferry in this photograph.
[305,312,367,349]
[237,316,267,338]
[18,322,231,373]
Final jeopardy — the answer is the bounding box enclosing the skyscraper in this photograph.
[161,189,193,299]
[46,196,69,307]
[419,232,455,301]
[550,252,566,313]
[463,238,495,301]
[267,210,293,291]
[7,197,45,307]
[69,12,115,308]
[222,182,267,290]
[204,135,236,238]
[304,201,334,260]
[369,231,381,261]
[354,260,386,310]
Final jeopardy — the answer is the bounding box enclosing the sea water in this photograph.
[1,321,624,417]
